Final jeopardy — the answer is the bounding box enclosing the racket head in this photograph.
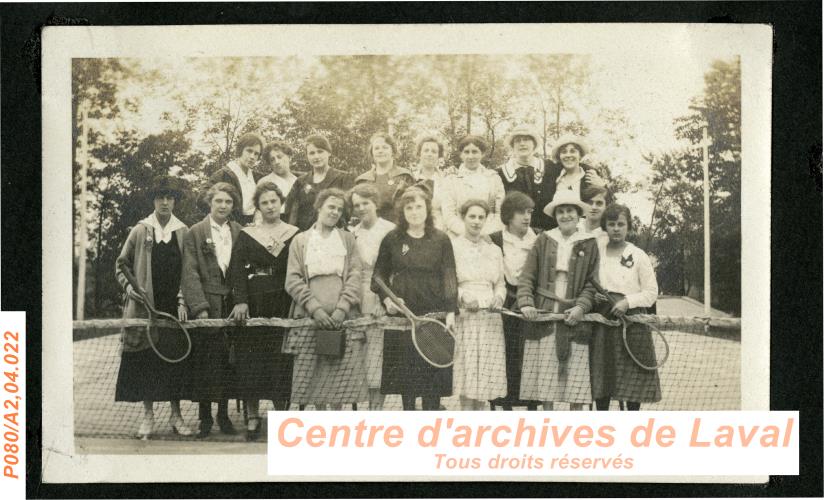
[411,317,455,368]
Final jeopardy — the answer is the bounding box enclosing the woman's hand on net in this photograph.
[177,304,188,322]
[594,292,609,304]
[564,305,584,326]
[330,309,346,328]
[610,299,629,318]
[228,303,249,322]
[521,306,539,321]
[489,296,505,311]
[312,308,336,329]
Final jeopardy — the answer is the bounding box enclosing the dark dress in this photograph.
[488,231,541,408]
[371,229,458,398]
[285,168,355,231]
[115,233,189,402]
[229,229,296,402]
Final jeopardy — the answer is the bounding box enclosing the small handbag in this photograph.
[315,329,346,358]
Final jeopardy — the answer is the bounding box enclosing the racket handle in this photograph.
[373,277,416,318]
[118,263,151,305]
[587,276,617,307]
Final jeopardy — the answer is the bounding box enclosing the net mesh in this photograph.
[73,311,740,441]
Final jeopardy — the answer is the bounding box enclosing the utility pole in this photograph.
[699,125,712,316]
[75,100,90,320]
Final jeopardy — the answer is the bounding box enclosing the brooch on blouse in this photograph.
[620,254,635,269]
[401,243,410,256]
[202,238,215,256]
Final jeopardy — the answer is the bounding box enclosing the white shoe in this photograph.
[137,415,154,440]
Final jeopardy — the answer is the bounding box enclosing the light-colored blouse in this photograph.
[453,235,506,308]
[305,227,347,279]
[501,228,538,286]
[597,240,658,309]
[440,165,505,237]
[545,227,596,272]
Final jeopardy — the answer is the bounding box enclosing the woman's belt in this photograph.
[247,265,276,278]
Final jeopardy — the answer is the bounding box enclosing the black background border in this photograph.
[3,2,820,498]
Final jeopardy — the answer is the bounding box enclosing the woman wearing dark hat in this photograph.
[518,190,599,411]
[209,132,265,225]
[114,175,193,439]
[181,182,243,438]
[285,134,355,231]
[439,135,505,238]
[497,125,542,197]
[531,134,606,232]
[354,133,415,224]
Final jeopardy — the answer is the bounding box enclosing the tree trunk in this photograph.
[554,87,562,139]
[94,197,105,315]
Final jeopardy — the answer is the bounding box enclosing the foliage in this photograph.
[71,54,736,317]
[646,59,741,314]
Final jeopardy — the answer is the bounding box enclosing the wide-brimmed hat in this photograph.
[506,125,541,149]
[550,133,590,161]
[542,190,590,218]
[147,175,184,201]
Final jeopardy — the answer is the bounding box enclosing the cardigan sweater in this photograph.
[516,231,599,345]
[181,216,243,316]
[284,228,362,319]
[115,220,188,352]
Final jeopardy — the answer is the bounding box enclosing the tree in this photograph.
[647,58,741,314]
[526,54,593,157]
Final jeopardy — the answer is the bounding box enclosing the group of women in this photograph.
[115,127,661,441]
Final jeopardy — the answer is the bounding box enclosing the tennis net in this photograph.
[72,312,741,441]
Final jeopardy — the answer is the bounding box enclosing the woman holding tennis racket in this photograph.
[349,183,396,411]
[372,186,458,411]
[517,190,599,411]
[114,175,193,439]
[182,182,244,438]
[284,188,368,410]
[590,204,661,410]
[228,182,299,440]
[451,199,508,410]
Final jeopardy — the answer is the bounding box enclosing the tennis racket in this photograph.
[588,276,669,371]
[118,263,192,364]
[373,276,456,368]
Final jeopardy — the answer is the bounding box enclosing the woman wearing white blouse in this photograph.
[348,184,396,410]
[451,199,508,410]
[590,204,661,410]
[440,135,505,238]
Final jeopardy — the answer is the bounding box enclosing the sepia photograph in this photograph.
[40,23,771,482]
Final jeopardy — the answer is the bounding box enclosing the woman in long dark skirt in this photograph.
[229,182,299,439]
[114,176,193,439]
[372,186,458,411]
[591,204,661,410]
[182,182,243,438]
[488,191,541,410]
